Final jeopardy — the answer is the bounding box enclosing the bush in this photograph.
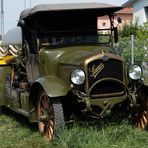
[118,22,148,64]
[119,22,138,37]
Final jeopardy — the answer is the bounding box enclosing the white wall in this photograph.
[133,0,148,25]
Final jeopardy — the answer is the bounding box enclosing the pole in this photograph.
[1,0,4,37]
[24,0,26,9]
[131,35,134,65]
[30,0,31,8]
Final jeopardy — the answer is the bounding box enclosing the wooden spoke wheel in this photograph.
[131,91,148,129]
[37,91,64,140]
[133,110,148,129]
[137,111,148,129]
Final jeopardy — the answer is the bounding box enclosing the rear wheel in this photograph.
[37,91,64,140]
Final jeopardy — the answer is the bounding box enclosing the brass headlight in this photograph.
[129,65,142,80]
[71,69,85,85]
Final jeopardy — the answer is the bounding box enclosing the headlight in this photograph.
[71,69,85,85]
[129,65,142,80]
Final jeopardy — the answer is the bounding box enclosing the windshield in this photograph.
[39,29,112,47]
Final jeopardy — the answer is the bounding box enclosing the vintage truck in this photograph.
[0,3,148,140]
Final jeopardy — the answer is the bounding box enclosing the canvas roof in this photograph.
[20,3,123,20]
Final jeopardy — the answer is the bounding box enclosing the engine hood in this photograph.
[39,45,116,76]
[44,46,112,66]
[59,46,101,66]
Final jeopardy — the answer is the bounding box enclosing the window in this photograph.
[102,22,106,27]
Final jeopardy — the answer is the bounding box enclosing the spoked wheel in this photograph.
[37,91,64,141]
[131,90,148,129]
[132,108,148,129]
[136,111,148,129]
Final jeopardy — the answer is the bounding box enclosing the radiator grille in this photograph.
[87,59,124,95]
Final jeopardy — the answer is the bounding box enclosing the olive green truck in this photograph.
[0,3,148,140]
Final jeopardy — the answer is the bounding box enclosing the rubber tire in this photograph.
[37,91,65,141]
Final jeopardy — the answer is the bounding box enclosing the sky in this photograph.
[1,0,128,33]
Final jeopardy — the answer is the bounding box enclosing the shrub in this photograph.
[118,22,148,64]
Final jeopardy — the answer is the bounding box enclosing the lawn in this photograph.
[1,109,148,148]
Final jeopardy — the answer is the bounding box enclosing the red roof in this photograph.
[115,8,133,14]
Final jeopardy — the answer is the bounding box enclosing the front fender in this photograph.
[28,76,69,122]
[35,76,69,97]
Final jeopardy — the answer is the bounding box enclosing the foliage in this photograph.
[119,22,139,37]
[118,22,148,64]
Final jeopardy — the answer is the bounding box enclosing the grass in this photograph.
[1,109,148,148]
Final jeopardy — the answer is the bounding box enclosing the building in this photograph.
[98,8,133,30]
[123,0,148,25]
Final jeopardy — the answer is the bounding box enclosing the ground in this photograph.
[1,108,148,148]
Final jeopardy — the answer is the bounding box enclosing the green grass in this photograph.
[1,110,148,148]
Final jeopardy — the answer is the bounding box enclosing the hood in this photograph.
[41,45,112,66]
[39,45,122,82]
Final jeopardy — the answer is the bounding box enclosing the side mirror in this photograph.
[114,27,118,43]
[17,20,25,27]
[117,17,122,24]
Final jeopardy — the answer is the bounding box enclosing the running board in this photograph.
[17,108,29,117]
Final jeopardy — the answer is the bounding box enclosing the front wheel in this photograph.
[131,89,148,129]
[37,91,65,140]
